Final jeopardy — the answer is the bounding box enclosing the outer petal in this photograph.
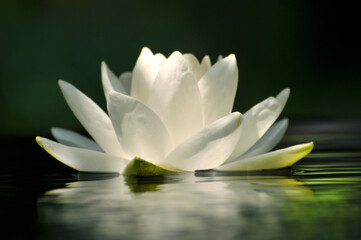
[51,127,103,152]
[198,54,238,126]
[238,118,288,159]
[131,47,160,103]
[226,89,290,162]
[119,71,132,95]
[217,142,314,171]
[147,51,204,146]
[163,112,243,171]
[36,137,128,173]
[101,61,127,102]
[58,80,124,157]
[108,91,173,165]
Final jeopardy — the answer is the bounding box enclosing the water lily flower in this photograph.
[36,47,313,176]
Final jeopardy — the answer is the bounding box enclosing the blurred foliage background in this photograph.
[1,0,361,137]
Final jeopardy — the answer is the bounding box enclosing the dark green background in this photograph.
[1,0,361,137]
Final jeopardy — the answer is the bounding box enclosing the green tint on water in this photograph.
[3,122,361,240]
[35,151,361,240]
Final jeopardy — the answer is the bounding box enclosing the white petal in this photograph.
[183,53,203,81]
[198,54,238,126]
[147,51,204,146]
[108,91,173,165]
[217,142,314,171]
[154,53,166,66]
[119,71,132,95]
[238,118,288,159]
[58,80,124,157]
[36,137,128,173]
[130,47,159,103]
[51,127,103,152]
[226,89,290,162]
[217,55,223,62]
[200,55,211,73]
[183,54,211,81]
[101,62,127,102]
[163,112,243,171]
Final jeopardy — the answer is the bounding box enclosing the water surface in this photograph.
[2,120,361,240]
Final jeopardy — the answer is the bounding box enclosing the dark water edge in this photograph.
[1,120,361,240]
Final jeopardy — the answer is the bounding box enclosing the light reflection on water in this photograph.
[27,122,361,239]
[37,166,361,240]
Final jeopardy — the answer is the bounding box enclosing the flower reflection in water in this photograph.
[37,174,316,240]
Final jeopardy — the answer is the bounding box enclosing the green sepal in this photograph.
[122,157,175,177]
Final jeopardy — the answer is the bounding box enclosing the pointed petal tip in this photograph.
[277,88,290,98]
[227,53,236,59]
[292,141,314,158]
[202,55,211,61]
[101,61,107,69]
[224,53,236,63]
[232,112,243,125]
[304,141,314,151]
[169,50,183,58]
[36,136,56,157]
[140,46,153,55]
[58,80,78,97]
[108,90,122,100]
[35,136,45,148]
[278,118,289,126]
[275,88,290,104]
[58,79,70,89]
[58,79,65,85]
[218,54,237,71]
[183,53,197,58]
[50,127,58,135]
[50,127,67,137]
[293,141,314,160]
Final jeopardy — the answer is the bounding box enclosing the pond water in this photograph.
[2,120,361,240]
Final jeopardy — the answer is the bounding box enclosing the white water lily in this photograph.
[36,47,313,176]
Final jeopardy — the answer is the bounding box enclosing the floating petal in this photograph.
[36,137,128,172]
[217,142,314,171]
